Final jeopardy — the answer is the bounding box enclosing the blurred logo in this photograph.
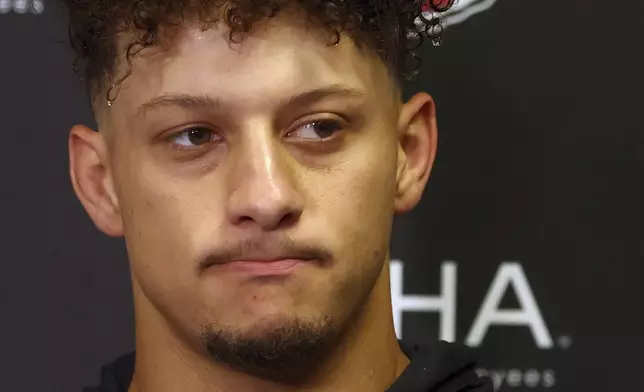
[0,0,44,14]
[421,0,497,27]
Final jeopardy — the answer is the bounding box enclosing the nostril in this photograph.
[278,211,301,228]
[238,216,254,224]
[232,209,300,230]
[226,183,305,230]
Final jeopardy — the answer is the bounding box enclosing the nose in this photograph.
[225,137,304,231]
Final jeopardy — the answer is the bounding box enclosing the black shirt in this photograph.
[84,341,492,391]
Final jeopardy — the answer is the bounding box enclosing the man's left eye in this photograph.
[290,120,343,140]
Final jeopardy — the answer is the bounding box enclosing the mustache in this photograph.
[197,236,333,272]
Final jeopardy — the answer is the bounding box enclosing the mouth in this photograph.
[201,253,321,278]
[198,241,329,278]
[215,259,309,277]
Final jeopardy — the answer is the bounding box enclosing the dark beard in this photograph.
[201,316,340,384]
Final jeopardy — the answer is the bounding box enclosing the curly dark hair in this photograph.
[63,0,454,103]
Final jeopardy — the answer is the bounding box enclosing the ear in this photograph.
[394,92,438,214]
[69,125,124,237]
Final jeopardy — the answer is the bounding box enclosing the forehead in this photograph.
[111,14,395,115]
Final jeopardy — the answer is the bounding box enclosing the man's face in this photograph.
[90,15,408,349]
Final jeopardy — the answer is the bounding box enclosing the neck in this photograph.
[129,264,408,392]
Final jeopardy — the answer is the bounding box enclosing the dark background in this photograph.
[1,0,642,391]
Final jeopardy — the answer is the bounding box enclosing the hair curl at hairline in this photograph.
[63,0,455,105]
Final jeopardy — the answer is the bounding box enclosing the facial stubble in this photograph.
[201,315,342,384]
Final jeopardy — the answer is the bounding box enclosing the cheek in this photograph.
[115,155,224,287]
[307,147,398,307]
[315,142,398,258]
[117,174,232,326]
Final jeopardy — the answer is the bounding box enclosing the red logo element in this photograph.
[422,0,454,12]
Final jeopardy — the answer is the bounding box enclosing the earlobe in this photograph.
[69,125,124,237]
[394,93,438,214]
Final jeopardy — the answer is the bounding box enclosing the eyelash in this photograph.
[286,118,345,141]
[166,117,346,150]
[168,126,221,150]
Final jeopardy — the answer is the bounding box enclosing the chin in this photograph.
[206,302,332,337]
[223,288,306,321]
[201,312,339,378]
[231,308,313,337]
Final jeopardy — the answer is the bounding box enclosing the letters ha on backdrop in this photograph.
[390,260,553,348]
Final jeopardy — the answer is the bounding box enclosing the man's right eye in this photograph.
[171,127,221,148]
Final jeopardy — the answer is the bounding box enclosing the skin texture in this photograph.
[69,11,437,392]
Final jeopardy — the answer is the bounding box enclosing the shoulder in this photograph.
[83,352,135,392]
[391,341,493,392]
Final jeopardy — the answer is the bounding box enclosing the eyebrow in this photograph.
[138,93,219,115]
[137,85,365,115]
[286,85,365,106]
